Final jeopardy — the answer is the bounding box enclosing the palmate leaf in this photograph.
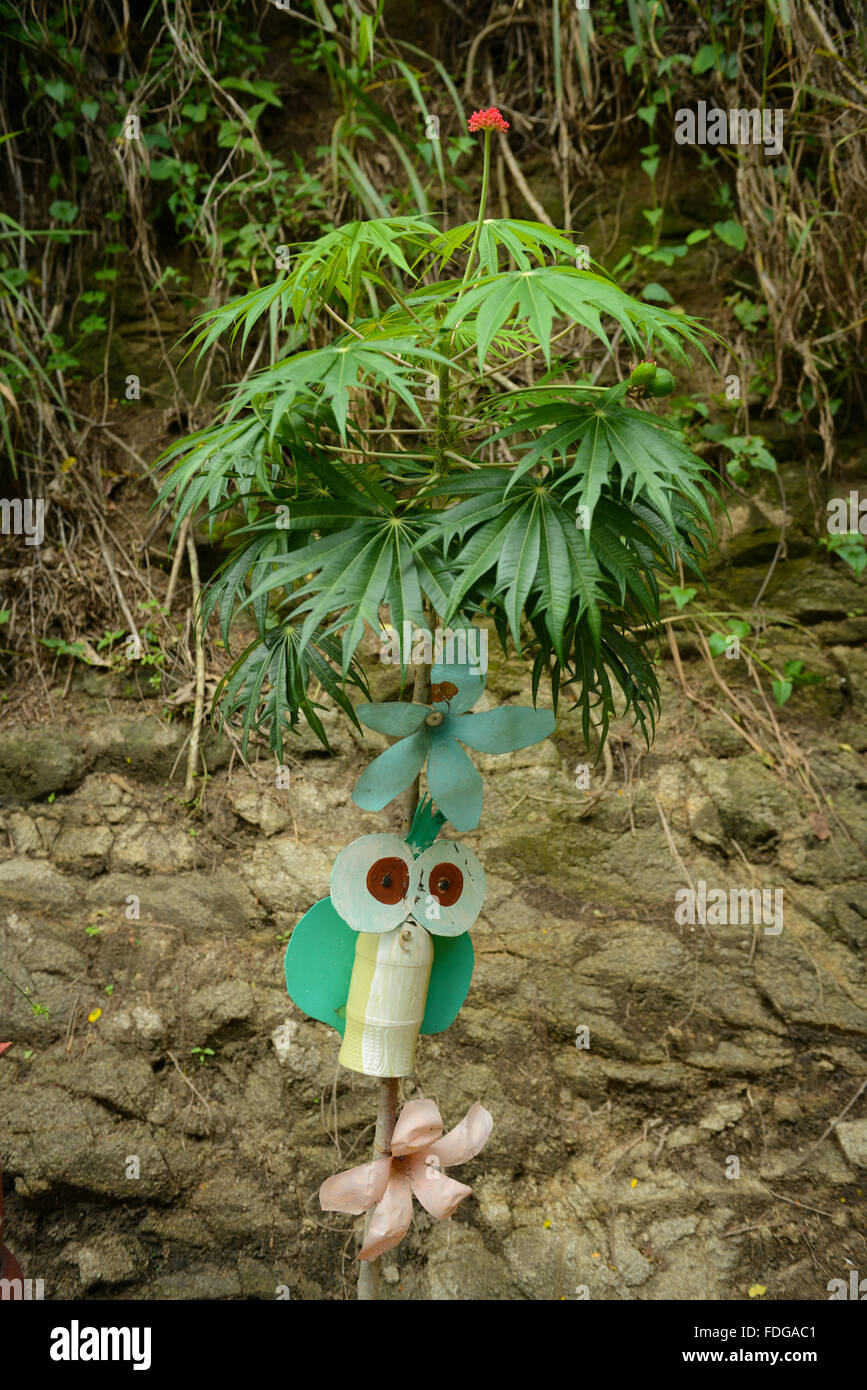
[153,416,278,544]
[241,513,453,675]
[224,334,453,440]
[442,264,715,374]
[214,625,369,759]
[524,599,662,752]
[422,427,713,671]
[491,394,718,535]
[151,398,377,548]
[187,217,439,359]
[426,219,581,276]
[421,474,608,658]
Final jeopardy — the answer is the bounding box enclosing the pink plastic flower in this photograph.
[468,107,509,134]
[319,1098,493,1261]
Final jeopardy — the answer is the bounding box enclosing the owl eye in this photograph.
[366,856,410,905]
[330,833,417,933]
[414,840,485,937]
[429,862,463,906]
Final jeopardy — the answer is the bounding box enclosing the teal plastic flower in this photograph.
[352,661,555,831]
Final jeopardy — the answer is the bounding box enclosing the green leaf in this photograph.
[772,678,793,706]
[667,586,696,610]
[537,503,573,661]
[222,77,282,107]
[713,220,747,251]
[474,275,520,370]
[504,507,541,649]
[692,44,720,75]
[564,411,611,527]
[641,282,674,304]
[43,80,74,103]
[48,201,78,224]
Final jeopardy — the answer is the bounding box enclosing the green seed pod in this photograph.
[629,361,657,388]
[647,368,675,397]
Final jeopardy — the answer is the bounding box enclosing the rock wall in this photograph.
[1,462,866,1300]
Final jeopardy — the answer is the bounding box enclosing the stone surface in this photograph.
[835,1119,867,1170]
[1,546,866,1301]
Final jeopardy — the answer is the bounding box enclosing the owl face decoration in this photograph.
[284,825,486,1080]
[330,833,485,939]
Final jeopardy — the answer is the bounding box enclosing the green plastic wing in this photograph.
[284,897,356,1038]
[284,898,475,1040]
[421,932,474,1034]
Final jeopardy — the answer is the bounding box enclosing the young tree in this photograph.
[155,106,718,1297]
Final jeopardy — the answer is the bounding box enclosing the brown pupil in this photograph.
[429,861,463,907]
[366,857,409,906]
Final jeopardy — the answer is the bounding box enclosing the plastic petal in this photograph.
[453,706,556,754]
[390,1097,444,1156]
[357,1171,414,1261]
[426,1101,494,1168]
[352,728,430,811]
[319,1156,392,1215]
[356,702,430,736]
[426,733,483,831]
[405,1157,473,1219]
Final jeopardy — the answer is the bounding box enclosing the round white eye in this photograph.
[331,834,417,933]
[413,841,485,937]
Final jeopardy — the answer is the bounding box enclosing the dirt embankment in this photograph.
[1,458,867,1300]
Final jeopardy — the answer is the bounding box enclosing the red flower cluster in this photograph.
[467,107,509,134]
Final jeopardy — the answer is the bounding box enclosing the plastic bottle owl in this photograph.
[284,799,485,1078]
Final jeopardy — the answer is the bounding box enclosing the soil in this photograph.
[1,439,866,1300]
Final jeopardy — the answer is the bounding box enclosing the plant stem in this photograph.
[356,651,430,1301]
[433,351,451,474]
[357,1076,399,1301]
[432,131,493,476]
[457,128,492,304]
[184,531,205,803]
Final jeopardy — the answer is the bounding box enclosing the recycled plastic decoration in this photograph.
[352,660,556,831]
[284,799,481,1079]
[319,1098,494,1261]
[283,658,556,1261]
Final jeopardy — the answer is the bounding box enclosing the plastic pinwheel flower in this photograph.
[319,1097,493,1262]
[352,660,555,831]
[467,106,509,133]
